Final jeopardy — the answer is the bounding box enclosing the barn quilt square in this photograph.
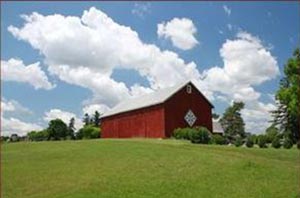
[184,110,197,127]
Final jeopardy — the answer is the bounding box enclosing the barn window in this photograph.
[186,84,192,94]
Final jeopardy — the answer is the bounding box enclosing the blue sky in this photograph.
[1,2,299,135]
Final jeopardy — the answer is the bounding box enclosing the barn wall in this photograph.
[164,83,213,137]
[101,105,165,138]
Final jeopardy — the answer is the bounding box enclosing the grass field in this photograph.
[2,139,300,198]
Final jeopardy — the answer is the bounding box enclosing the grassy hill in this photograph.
[2,139,300,198]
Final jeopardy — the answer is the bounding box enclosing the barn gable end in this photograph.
[164,82,213,137]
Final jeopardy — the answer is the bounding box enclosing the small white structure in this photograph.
[213,121,224,135]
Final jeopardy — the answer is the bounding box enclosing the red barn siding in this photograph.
[102,105,165,138]
[164,83,212,137]
[101,82,213,138]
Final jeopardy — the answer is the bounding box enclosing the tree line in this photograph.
[3,111,102,142]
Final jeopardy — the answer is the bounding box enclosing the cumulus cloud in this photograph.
[43,109,83,130]
[1,98,33,117]
[9,7,200,108]
[8,7,279,133]
[1,98,41,136]
[241,101,276,133]
[1,117,43,136]
[201,31,279,132]
[202,31,279,102]
[82,104,110,116]
[157,17,199,50]
[1,58,55,90]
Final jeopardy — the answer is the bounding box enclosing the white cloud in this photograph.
[223,5,231,16]
[1,58,55,90]
[82,104,110,116]
[1,98,33,117]
[157,17,199,50]
[8,7,279,134]
[201,31,279,133]
[1,117,43,136]
[129,83,154,98]
[241,101,276,133]
[9,7,200,108]
[1,98,42,136]
[43,109,83,130]
[131,3,151,18]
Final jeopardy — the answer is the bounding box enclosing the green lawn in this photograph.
[2,139,300,198]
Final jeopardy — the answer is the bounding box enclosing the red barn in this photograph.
[101,81,214,138]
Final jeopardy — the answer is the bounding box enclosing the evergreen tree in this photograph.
[271,48,300,142]
[220,101,246,140]
[83,113,90,126]
[67,117,76,139]
[93,111,101,127]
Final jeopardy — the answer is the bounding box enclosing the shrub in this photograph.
[265,125,279,143]
[283,138,293,149]
[77,125,101,139]
[297,141,300,149]
[189,127,211,144]
[257,135,267,148]
[234,137,243,147]
[211,134,226,145]
[173,128,195,140]
[245,138,254,148]
[271,137,281,149]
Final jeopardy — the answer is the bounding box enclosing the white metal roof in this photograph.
[102,81,212,118]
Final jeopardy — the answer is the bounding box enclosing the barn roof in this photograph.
[102,81,213,118]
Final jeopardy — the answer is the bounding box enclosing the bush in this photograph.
[173,128,195,140]
[258,135,267,148]
[211,134,226,145]
[297,141,300,149]
[245,138,254,148]
[283,138,293,149]
[189,127,211,144]
[77,125,101,139]
[234,137,243,147]
[271,137,281,149]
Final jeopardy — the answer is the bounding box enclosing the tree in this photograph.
[28,130,49,141]
[92,111,101,127]
[272,48,300,143]
[220,102,246,140]
[67,117,76,139]
[47,119,68,140]
[283,138,293,149]
[83,113,90,126]
[265,125,279,143]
